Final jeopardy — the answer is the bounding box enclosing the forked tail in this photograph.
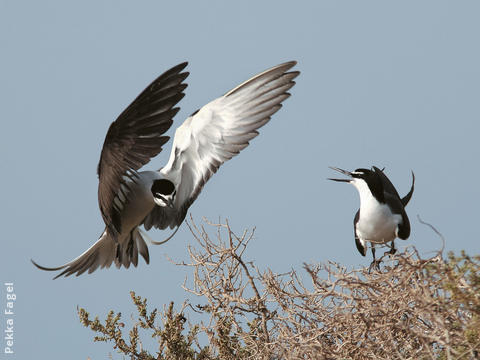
[31,228,150,279]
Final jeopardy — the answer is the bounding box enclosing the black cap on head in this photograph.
[151,179,175,196]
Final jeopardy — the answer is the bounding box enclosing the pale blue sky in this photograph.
[1,1,479,358]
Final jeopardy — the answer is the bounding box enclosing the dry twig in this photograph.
[79,218,480,360]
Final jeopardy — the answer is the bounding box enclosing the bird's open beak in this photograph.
[328,166,352,182]
[155,194,175,208]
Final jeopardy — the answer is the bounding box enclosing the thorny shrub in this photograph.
[79,218,480,359]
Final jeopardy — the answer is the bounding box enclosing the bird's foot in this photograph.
[368,259,382,273]
[384,247,397,257]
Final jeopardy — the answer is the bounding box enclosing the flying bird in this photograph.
[32,61,299,278]
[329,166,415,270]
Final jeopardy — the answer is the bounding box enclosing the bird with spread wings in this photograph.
[32,61,299,278]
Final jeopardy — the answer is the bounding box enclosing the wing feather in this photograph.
[372,166,401,200]
[98,63,189,236]
[373,166,415,208]
[144,61,299,231]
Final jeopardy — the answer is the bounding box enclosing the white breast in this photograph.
[352,179,402,244]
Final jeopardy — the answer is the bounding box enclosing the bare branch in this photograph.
[79,218,480,360]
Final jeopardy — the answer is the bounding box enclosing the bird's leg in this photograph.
[368,247,381,273]
[384,241,397,257]
[390,241,397,254]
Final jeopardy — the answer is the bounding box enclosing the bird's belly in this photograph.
[356,205,401,244]
[118,174,157,236]
[121,197,155,233]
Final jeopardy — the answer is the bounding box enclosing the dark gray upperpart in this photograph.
[97,62,189,237]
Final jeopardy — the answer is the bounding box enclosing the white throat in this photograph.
[351,178,376,207]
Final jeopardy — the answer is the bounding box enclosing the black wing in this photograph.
[97,63,189,236]
[383,192,411,240]
[353,210,367,256]
[373,166,415,208]
[372,166,401,199]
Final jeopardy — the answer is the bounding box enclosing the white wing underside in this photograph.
[143,61,299,231]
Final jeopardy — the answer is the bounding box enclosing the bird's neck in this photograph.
[354,179,384,212]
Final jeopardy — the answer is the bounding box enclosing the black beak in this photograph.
[328,166,352,182]
[156,194,175,208]
[328,178,351,183]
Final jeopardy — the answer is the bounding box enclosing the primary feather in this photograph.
[98,63,189,237]
[32,61,299,278]
[143,61,299,230]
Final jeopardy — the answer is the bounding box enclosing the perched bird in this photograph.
[329,166,415,270]
[32,61,299,278]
